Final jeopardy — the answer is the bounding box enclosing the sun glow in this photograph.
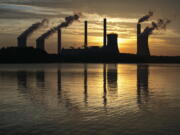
[89,36,132,46]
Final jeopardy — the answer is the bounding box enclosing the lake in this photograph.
[0,64,180,135]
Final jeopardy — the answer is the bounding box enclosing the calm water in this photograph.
[0,64,180,135]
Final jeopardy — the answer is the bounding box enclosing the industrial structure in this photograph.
[18,36,27,48]
[36,37,45,51]
[57,29,62,55]
[61,18,119,57]
[18,13,171,58]
[84,21,88,48]
[17,19,47,48]
[107,34,119,55]
[137,23,151,56]
[104,18,107,47]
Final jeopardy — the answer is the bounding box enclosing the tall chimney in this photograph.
[18,37,27,48]
[58,29,62,55]
[84,21,88,48]
[36,38,45,51]
[137,23,141,55]
[104,18,107,47]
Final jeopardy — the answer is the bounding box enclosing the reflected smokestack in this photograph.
[84,64,88,105]
[84,21,88,48]
[103,64,107,106]
[17,71,27,89]
[104,18,107,47]
[36,71,45,88]
[58,29,62,55]
[137,64,149,105]
[57,68,62,97]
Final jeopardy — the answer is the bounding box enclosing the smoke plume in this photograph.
[18,19,48,39]
[37,13,81,40]
[138,11,153,23]
[141,19,171,36]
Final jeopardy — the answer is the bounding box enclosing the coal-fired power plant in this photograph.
[18,19,48,48]
[16,11,171,59]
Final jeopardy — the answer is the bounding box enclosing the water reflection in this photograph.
[1,64,180,135]
[57,68,62,97]
[107,64,118,97]
[14,64,149,109]
[137,64,149,106]
[103,64,107,106]
[84,64,88,105]
[17,71,27,89]
[15,64,149,109]
[36,71,45,88]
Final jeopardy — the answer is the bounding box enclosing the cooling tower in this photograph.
[137,23,151,56]
[107,34,119,55]
[138,34,151,56]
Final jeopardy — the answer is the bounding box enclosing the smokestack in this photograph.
[18,19,48,48]
[36,38,45,51]
[104,18,107,47]
[84,21,88,48]
[18,37,27,48]
[37,14,80,47]
[58,29,62,55]
[137,23,141,55]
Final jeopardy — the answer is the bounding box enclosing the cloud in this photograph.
[0,3,75,19]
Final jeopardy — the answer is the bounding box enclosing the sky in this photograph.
[0,0,180,56]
